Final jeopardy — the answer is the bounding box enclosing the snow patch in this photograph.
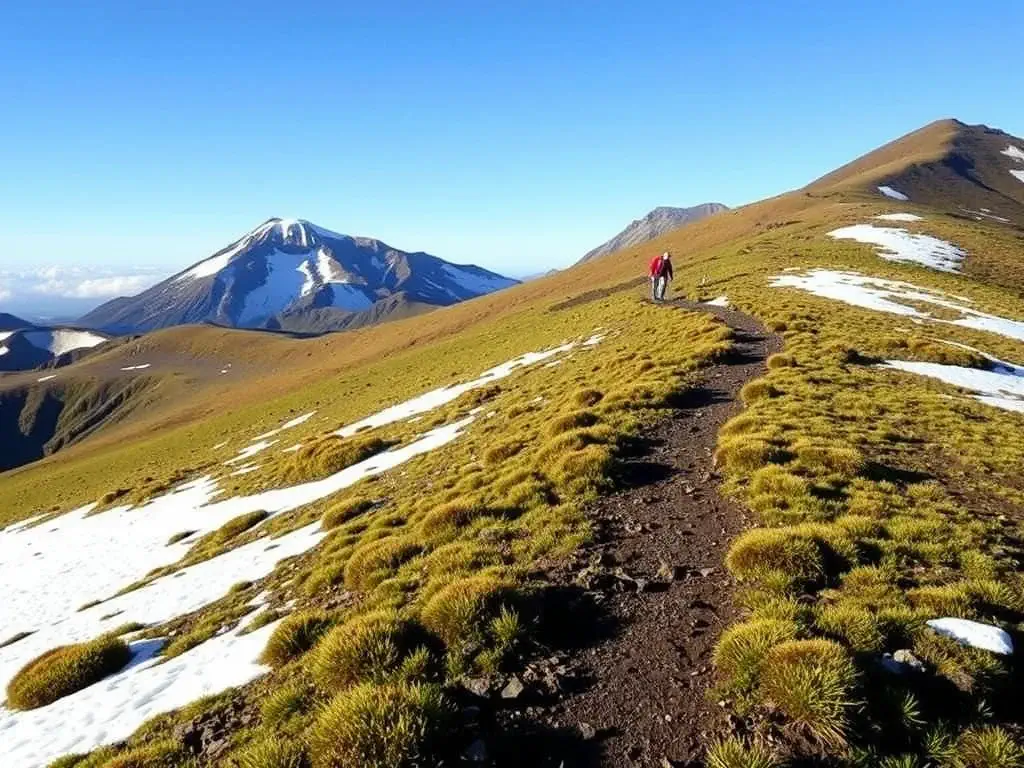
[927,618,1014,655]
[225,440,277,466]
[882,352,1024,413]
[771,269,1024,341]
[120,364,151,372]
[335,340,584,437]
[440,264,517,296]
[253,411,316,441]
[0,331,14,342]
[828,224,964,273]
[0,624,278,768]
[23,330,107,357]
[1001,145,1024,162]
[1011,170,1024,185]
[705,295,732,308]
[230,463,261,476]
[36,375,56,383]
[875,213,923,222]
[878,185,909,201]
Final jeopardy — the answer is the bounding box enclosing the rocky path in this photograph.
[488,300,781,768]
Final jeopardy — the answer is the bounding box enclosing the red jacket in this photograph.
[649,255,673,280]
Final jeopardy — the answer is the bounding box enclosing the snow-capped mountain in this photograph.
[80,219,518,334]
[0,323,110,372]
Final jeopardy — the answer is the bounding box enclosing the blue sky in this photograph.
[1,0,1022,307]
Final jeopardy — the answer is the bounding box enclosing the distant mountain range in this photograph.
[579,204,729,263]
[80,218,518,334]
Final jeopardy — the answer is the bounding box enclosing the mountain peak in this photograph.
[579,203,729,263]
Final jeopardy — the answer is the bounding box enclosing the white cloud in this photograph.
[0,267,170,303]
[31,274,161,299]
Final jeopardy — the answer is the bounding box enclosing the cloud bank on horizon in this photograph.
[0,266,173,320]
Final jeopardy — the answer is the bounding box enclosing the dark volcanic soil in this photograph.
[483,300,781,768]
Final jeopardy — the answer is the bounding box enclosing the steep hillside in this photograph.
[579,203,729,263]
[0,312,31,330]
[3,120,1024,768]
[80,218,517,334]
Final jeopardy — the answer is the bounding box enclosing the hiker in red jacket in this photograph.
[649,251,674,301]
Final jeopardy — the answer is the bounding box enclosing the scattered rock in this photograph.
[461,677,492,698]
[927,617,1014,656]
[657,562,686,581]
[893,649,926,672]
[501,676,526,699]
[579,722,597,740]
[698,568,715,578]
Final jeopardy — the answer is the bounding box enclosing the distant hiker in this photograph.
[649,251,674,301]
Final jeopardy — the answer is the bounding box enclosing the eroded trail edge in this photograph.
[496,300,781,768]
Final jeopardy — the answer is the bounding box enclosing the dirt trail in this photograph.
[493,299,781,767]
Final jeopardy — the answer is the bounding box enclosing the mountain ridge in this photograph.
[579,203,729,263]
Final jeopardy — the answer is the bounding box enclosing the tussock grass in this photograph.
[547,409,600,436]
[714,618,799,694]
[310,610,431,691]
[344,537,423,591]
[260,612,335,668]
[706,735,781,768]
[6,635,132,710]
[278,436,392,484]
[306,682,451,768]
[234,737,307,768]
[320,497,374,529]
[759,639,858,748]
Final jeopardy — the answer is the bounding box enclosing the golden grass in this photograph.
[260,612,335,668]
[6,635,132,710]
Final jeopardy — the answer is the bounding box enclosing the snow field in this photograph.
[878,185,909,201]
[771,269,1024,341]
[0,335,605,765]
[874,213,923,222]
[828,224,965,273]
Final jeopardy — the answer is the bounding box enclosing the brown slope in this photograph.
[808,118,1024,221]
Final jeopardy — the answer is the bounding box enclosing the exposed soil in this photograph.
[485,299,781,768]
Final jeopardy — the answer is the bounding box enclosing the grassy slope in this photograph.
[7,119,1024,767]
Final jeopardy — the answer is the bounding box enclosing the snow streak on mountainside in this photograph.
[80,218,518,334]
[0,325,110,372]
[579,204,729,263]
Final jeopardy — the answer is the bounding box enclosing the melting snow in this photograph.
[282,443,302,454]
[0,346,8,357]
[705,295,732,307]
[0,624,278,767]
[120,364,151,372]
[1001,145,1024,162]
[875,213,923,222]
[0,417,474,764]
[253,411,316,441]
[927,618,1014,655]
[23,330,107,357]
[335,341,580,437]
[0,331,13,342]
[1011,170,1024,185]
[829,224,965,273]
[882,351,1024,413]
[36,375,56,383]
[771,269,1024,341]
[225,440,278,466]
[878,185,909,201]
[230,463,260,476]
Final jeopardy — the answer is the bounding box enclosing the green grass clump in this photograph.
[726,527,826,589]
[344,536,423,591]
[419,574,514,651]
[6,635,132,710]
[261,679,315,726]
[307,681,452,768]
[766,352,796,369]
[483,439,524,465]
[740,379,781,404]
[418,497,488,536]
[321,497,375,529]
[815,602,884,652]
[573,388,604,407]
[166,530,196,545]
[792,439,864,475]
[714,436,788,473]
[759,639,858,748]
[234,737,307,768]
[260,611,335,668]
[546,409,599,436]
[208,510,270,545]
[954,726,1024,768]
[706,735,781,768]
[280,436,391,484]
[310,610,430,692]
[714,618,799,693]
